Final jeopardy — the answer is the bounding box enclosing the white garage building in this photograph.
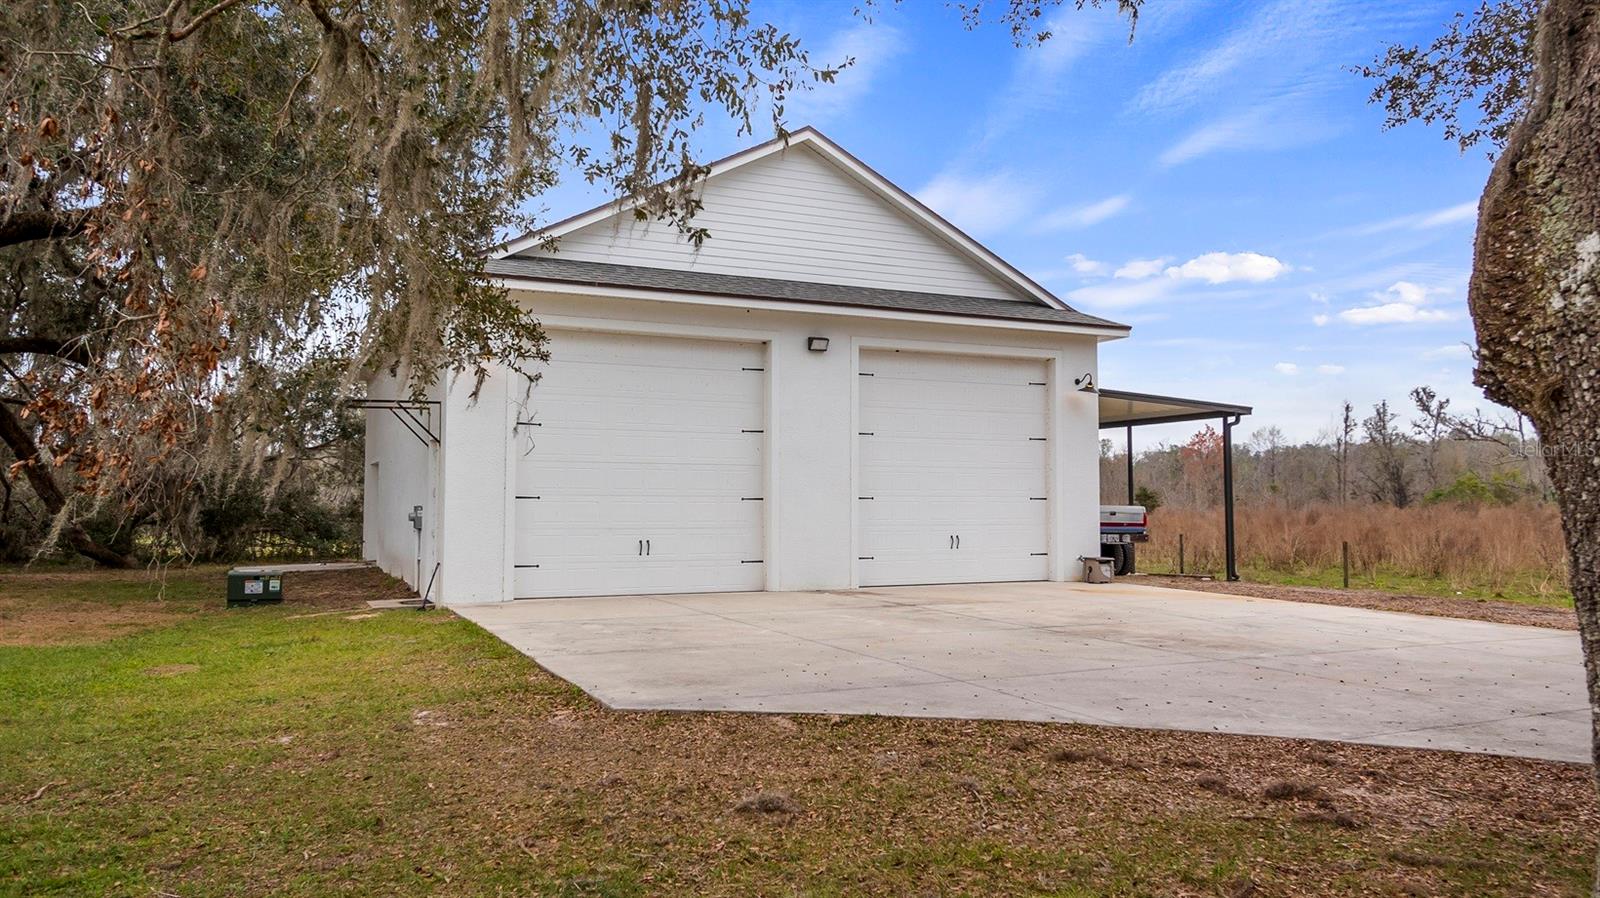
[362,128,1140,605]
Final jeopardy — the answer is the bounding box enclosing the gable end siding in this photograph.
[520,145,1030,303]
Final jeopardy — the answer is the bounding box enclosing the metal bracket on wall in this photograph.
[349,399,441,447]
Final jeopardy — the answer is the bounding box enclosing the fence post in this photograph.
[1342,541,1350,589]
[1178,533,1185,575]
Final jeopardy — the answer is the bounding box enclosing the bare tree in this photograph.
[1336,400,1358,505]
[1361,401,1416,508]
[1410,386,1453,492]
[1249,425,1287,498]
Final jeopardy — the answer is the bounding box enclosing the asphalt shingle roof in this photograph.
[484,256,1128,332]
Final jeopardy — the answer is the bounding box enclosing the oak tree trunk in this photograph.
[1467,0,1600,888]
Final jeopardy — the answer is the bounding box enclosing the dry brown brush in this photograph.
[1142,501,1568,600]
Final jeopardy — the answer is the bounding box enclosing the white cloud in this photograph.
[1066,278,1180,309]
[1418,201,1479,228]
[977,7,1122,147]
[915,171,1030,235]
[1159,110,1269,166]
[1068,250,1290,308]
[1385,280,1444,305]
[1133,0,1340,115]
[1333,280,1457,325]
[1347,200,1480,236]
[1339,303,1454,325]
[1312,313,1331,326]
[1316,364,1346,375]
[784,24,905,124]
[1274,362,1300,375]
[1038,194,1131,230]
[1065,253,1107,275]
[1165,251,1289,284]
[1157,98,1337,167]
[1115,257,1169,280]
[1422,344,1473,360]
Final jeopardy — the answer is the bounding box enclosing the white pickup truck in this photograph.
[1099,505,1148,576]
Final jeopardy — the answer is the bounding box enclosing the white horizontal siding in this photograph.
[527,145,1030,302]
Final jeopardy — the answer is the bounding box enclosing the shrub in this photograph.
[1134,485,1163,511]
[1424,470,1529,506]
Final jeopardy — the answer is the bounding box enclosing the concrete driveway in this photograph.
[456,581,1590,763]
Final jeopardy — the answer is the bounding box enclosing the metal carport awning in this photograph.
[1098,389,1252,581]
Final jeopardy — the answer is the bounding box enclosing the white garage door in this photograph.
[513,331,767,598]
[857,350,1050,586]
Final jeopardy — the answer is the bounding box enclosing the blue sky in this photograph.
[534,0,1493,446]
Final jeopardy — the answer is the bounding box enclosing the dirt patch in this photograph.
[0,601,195,646]
[0,564,416,646]
[1137,574,1578,630]
[1262,777,1327,801]
[733,790,801,814]
[401,676,1598,897]
[287,568,416,610]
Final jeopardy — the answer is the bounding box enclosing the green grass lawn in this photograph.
[2,566,1595,896]
[1138,561,1574,609]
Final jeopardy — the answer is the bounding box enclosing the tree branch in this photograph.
[0,400,133,567]
[168,0,248,41]
[0,209,90,248]
[0,336,93,366]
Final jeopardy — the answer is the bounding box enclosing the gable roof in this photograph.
[495,127,1090,314]
[485,256,1128,333]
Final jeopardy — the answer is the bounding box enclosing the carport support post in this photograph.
[1222,414,1239,582]
[1125,425,1134,504]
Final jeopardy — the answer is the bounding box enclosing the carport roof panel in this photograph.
[1099,389,1252,428]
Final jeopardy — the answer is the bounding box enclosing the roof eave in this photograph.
[489,272,1131,338]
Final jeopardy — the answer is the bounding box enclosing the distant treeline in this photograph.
[1101,388,1549,510]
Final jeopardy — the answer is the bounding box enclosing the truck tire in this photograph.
[1112,543,1136,576]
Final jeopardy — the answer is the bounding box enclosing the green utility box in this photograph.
[227,568,285,606]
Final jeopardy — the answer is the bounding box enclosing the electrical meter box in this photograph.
[227,568,285,606]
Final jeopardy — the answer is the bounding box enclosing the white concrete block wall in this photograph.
[412,290,1105,604]
[361,368,440,594]
[434,366,517,604]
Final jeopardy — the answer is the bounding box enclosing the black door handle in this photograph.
[638,539,642,556]
[956,535,961,549]
[646,539,651,556]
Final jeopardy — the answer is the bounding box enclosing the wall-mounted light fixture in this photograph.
[807,336,830,352]
[1073,373,1097,394]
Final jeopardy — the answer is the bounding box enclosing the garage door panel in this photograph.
[517,437,761,493]
[516,557,763,599]
[858,350,1049,587]
[522,384,761,430]
[515,330,767,598]
[859,552,1048,588]
[860,439,1045,479]
[518,497,765,531]
[514,521,763,558]
[857,404,1043,435]
[861,498,1047,530]
[865,351,1042,382]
